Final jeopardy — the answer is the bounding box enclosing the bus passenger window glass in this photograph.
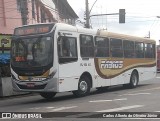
[135,42,144,58]
[145,43,155,58]
[110,38,123,58]
[95,37,109,57]
[58,37,77,64]
[80,35,94,57]
[123,40,134,58]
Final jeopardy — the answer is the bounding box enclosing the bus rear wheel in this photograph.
[129,71,139,88]
[72,76,91,97]
[124,71,139,89]
[40,92,56,100]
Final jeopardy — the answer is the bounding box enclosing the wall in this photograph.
[0,0,22,34]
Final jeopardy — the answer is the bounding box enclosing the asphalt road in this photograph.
[1,73,160,121]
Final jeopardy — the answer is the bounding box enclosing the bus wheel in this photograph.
[129,72,139,88]
[40,92,56,100]
[72,76,91,97]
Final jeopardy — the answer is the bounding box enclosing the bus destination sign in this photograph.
[14,24,54,36]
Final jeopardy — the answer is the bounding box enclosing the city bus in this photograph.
[11,23,156,100]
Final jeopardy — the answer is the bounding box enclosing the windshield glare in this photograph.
[11,36,53,68]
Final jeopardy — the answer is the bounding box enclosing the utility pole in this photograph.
[85,0,90,28]
[85,0,125,28]
[21,0,28,25]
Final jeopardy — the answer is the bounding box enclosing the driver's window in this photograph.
[58,36,77,64]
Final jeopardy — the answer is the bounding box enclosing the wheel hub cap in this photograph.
[80,81,87,92]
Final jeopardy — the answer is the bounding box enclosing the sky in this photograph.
[67,0,160,44]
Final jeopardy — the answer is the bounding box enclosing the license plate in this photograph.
[26,83,35,88]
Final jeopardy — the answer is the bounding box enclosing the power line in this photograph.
[149,19,160,33]
[40,0,58,13]
[42,3,72,19]
[149,18,158,31]
[89,0,98,14]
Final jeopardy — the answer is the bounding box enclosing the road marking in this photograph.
[30,107,55,110]
[50,106,77,112]
[121,87,160,95]
[89,98,127,103]
[89,100,112,103]
[119,93,151,96]
[113,98,127,101]
[96,105,144,112]
[154,111,160,112]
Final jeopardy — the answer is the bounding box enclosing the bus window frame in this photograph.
[135,42,145,58]
[58,36,78,64]
[144,43,156,58]
[110,38,123,58]
[94,36,109,58]
[79,34,94,58]
[123,40,135,58]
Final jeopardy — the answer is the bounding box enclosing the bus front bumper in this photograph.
[12,77,58,92]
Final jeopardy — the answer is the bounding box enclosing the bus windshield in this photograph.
[11,36,53,68]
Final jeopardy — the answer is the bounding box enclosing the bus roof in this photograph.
[14,23,156,43]
[97,30,155,43]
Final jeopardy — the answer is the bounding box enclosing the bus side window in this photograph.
[123,40,134,58]
[58,36,78,64]
[110,38,123,58]
[80,34,94,57]
[145,43,155,58]
[95,37,109,57]
[135,42,144,58]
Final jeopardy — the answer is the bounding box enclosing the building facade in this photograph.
[0,0,78,34]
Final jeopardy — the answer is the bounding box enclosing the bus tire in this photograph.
[40,92,56,100]
[129,71,139,88]
[72,76,91,97]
